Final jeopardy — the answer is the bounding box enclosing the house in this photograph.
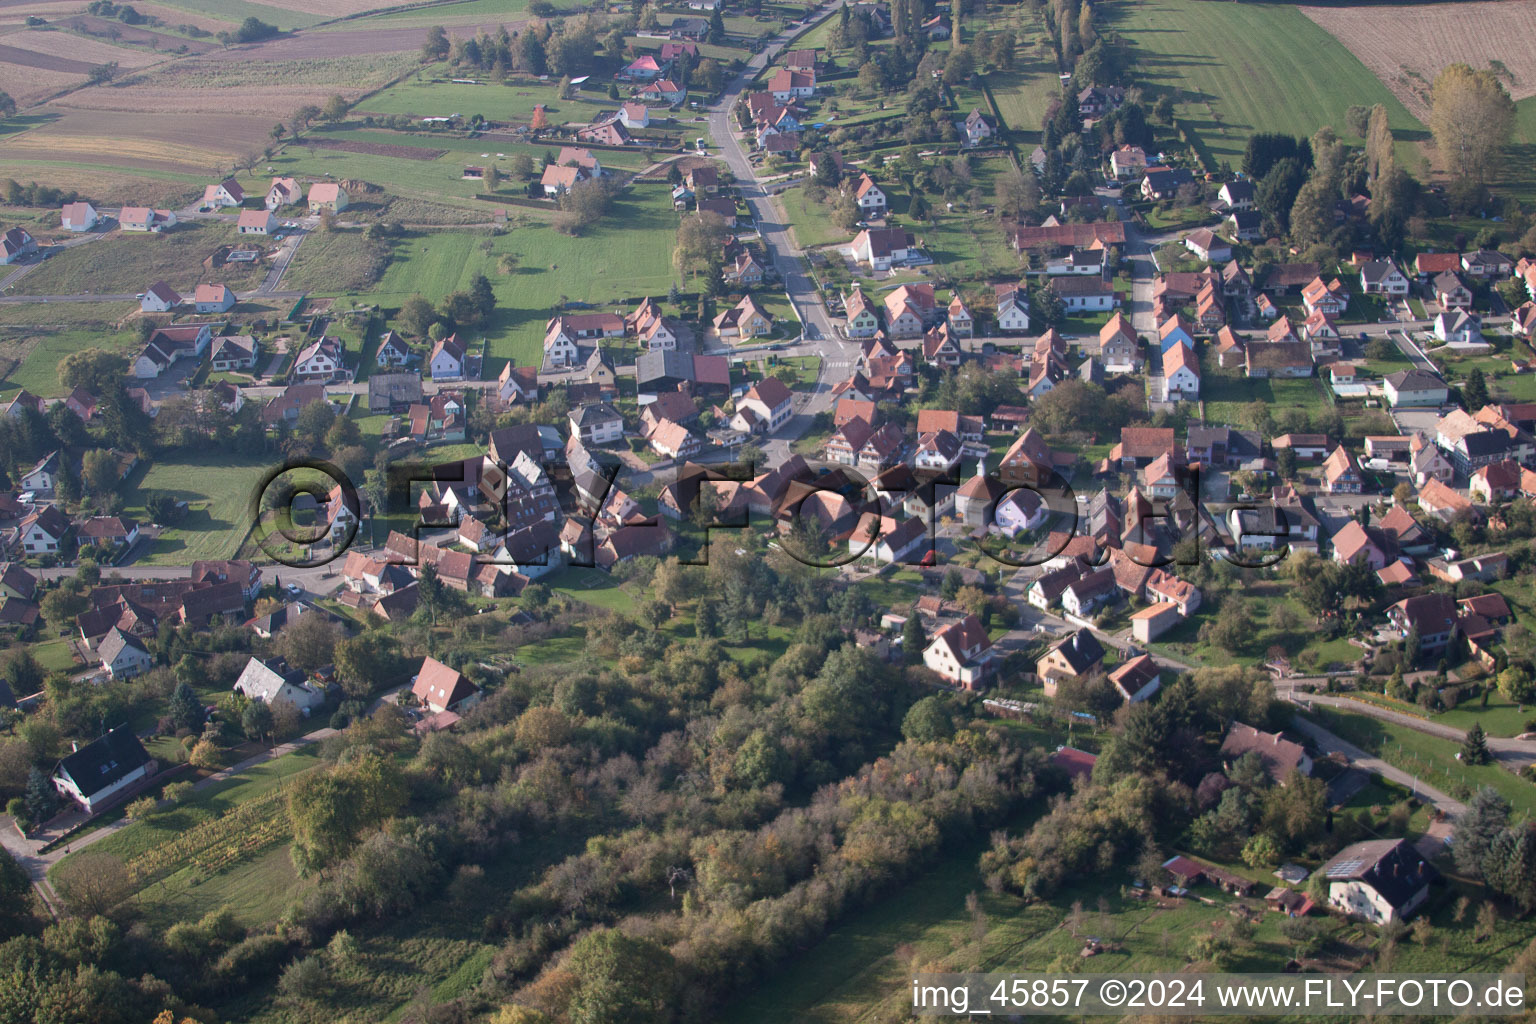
[1140,167,1194,200]
[1098,314,1140,371]
[413,655,481,713]
[783,47,816,71]
[946,293,973,338]
[809,149,845,181]
[1220,722,1313,784]
[1110,145,1147,179]
[1470,459,1523,503]
[1462,249,1513,279]
[1416,476,1468,521]
[575,121,631,146]
[1036,630,1105,696]
[134,323,213,378]
[1157,314,1196,352]
[1330,519,1387,570]
[1434,310,1483,345]
[620,54,667,80]
[713,294,773,340]
[233,656,325,713]
[266,176,301,209]
[203,178,244,208]
[1218,179,1255,210]
[1272,433,1330,461]
[1322,445,1363,493]
[768,68,815,101]
[648,418,702,460]
[1131,602,1182,643]
[1388,592,1459,652]
[1512,303,1536,338]
[1319,839,1438,925]
[140,280,181,313]
[292,336,344,382]
[0,226,36,264]
[850,227,913,271]
[1301,276,1349,316]
[119,206,176,232]
[236,209,277,235]
[1109,653,1161,703]
[1076,84,1125,116]
[1383,369,1448,408]
[1195,286,1226,330]
[851,173,887,217]
[1062,565,1119,617]
[78,515,139,551]
[1184,228,1231,263]
[738,377,793,433]
[1161,343,1200,401]
[541,163,589,196]
[430,333,468,380]
[640,78,686,105]
[994,283,1031,333]
[619,102,651,129]
[98,628,154,680]
[194,283,235,313]
[307,183,349,213]
[20,450,60,493]
[961,108,993,147]
[1359,260,1409,296]
[52,726,153,813]
[696,197,738,225]
[923,614,995,689]
[1048,275,1116,312]
[1415,251,1461,277]
[850,512,926,564]
[569,401,624,445]
[841,286,881,338]
[210,334,258,371]
[0,563,37,602]
[1214,326,1245,368]
[884,283,936,339]
[407,392,466,443]
[375,331,412,369]
[1227,209,1263,241]
[18,505,69,553]
[1433,270,1473,310]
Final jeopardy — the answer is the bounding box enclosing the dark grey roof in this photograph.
[636,349,696,386]
[1384,368,1446,392]
[1049,628,1104,672]
[1321,838,1439,910]
[55,726,151,796]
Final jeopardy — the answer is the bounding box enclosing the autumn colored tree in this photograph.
[1429,63,1516,185]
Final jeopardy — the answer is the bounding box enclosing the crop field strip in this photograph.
[1299,1,1536,119]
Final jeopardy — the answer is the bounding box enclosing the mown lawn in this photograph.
[320,184,682,372]
[0,326,142,398]
[1104,0,1424,171]
[123,452,283,564]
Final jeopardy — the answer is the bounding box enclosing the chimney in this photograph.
[71,741,79,752]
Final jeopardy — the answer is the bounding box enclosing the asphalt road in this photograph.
[704,0,857,466]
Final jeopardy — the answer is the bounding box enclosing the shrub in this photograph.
[125,796,159,819]
[162,781,193,804]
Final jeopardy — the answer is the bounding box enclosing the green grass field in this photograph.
[342,0,585,24]
[1202,362,1329,429]
[148,0,328,30]
[1104,0,1424,171]
[1301,706,1536,818]
[123,452,281,564]
[309,184,682,371]
[0,326,139,398]
[16,221,266,297]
